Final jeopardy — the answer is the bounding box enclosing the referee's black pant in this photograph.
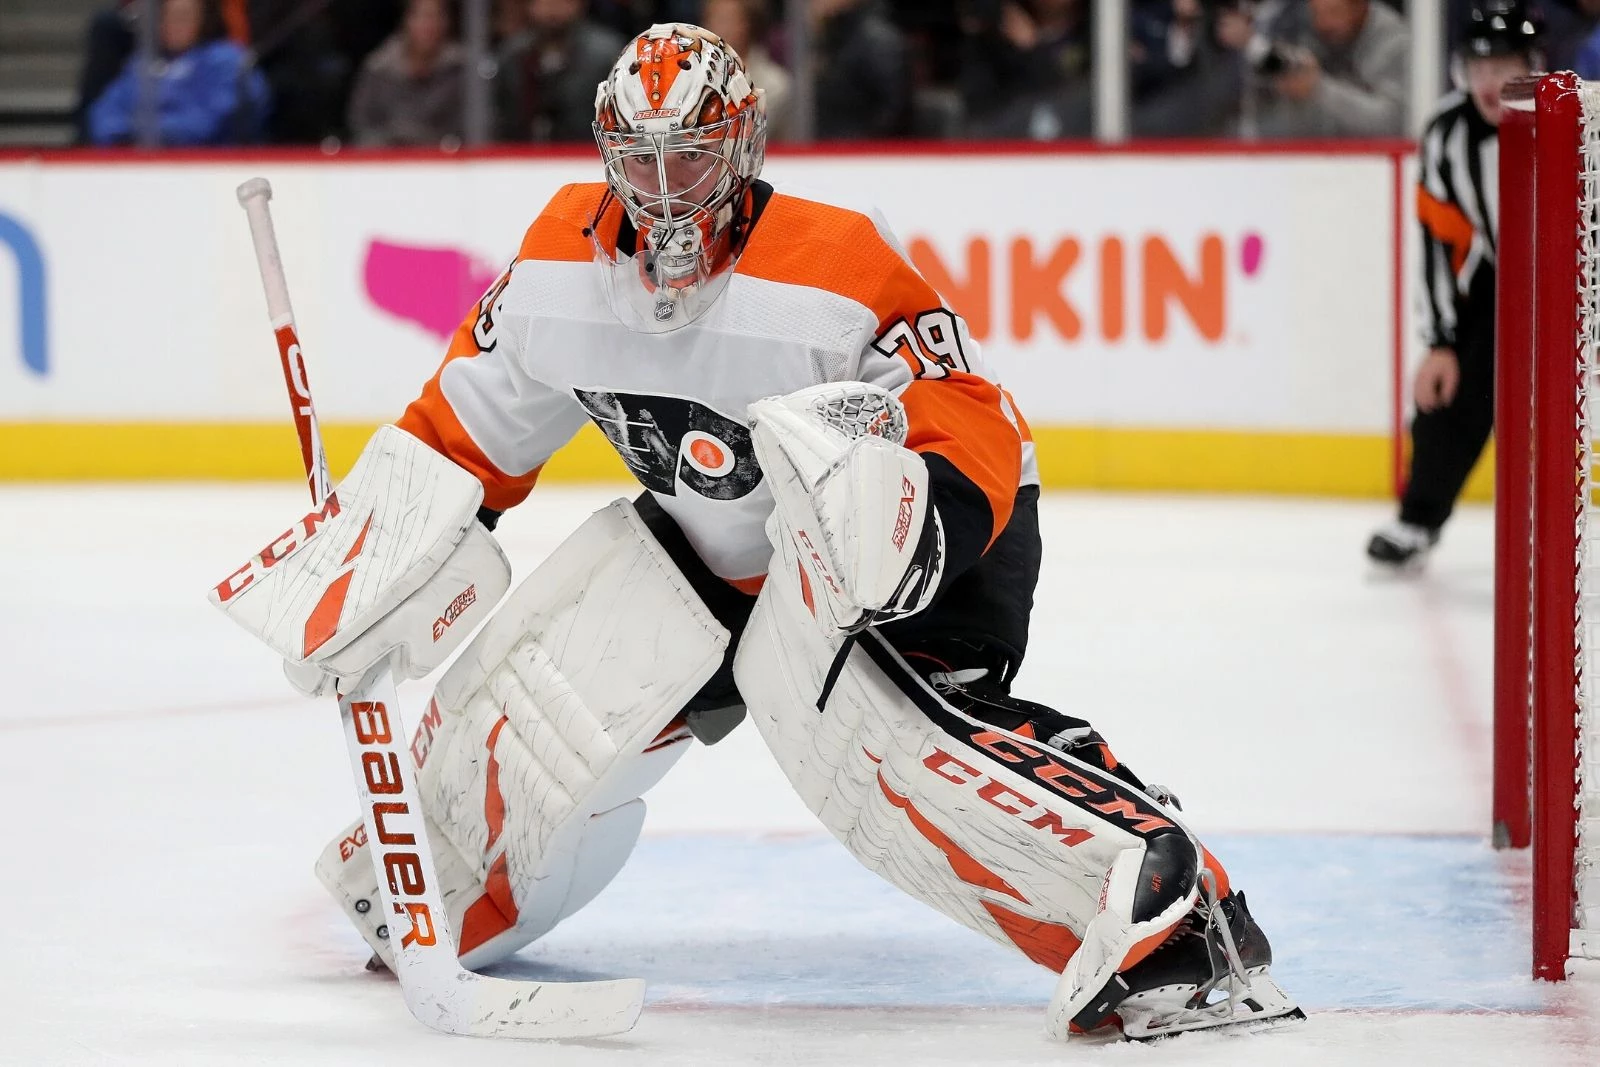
[1400,268,1496,531]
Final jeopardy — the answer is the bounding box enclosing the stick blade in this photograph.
[401,974,645,1040]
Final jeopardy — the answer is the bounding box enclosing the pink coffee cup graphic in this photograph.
[364,240,500,341]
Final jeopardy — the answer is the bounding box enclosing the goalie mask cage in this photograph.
[1494,71,1600,981]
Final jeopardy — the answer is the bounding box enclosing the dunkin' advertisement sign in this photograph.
[769,154,1397,433]
[0,152,1400,441]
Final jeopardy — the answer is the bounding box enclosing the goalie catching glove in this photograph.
[208,425,510,694]
[748,383,945,632]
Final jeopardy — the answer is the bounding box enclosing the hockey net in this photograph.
[1494,71,1600,980]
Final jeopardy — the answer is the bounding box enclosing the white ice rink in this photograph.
[4,484,1598,1066]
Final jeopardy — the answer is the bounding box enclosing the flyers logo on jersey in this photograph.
[573,387,762,501]
[909,231,1265,345]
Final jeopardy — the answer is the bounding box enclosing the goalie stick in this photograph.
[234,177,645,1039]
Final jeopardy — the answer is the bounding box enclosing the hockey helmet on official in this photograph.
[1451,0,1541,121]
[592,24,767,329]
[1460,0,1541,59]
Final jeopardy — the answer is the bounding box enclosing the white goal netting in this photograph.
[1578,84,1600,957]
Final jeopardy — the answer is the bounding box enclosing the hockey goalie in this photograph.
[211,23,1302,1041]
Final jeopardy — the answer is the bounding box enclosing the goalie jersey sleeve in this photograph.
[856,252,1032,583]
[735,195,1035,583]
[395,215,592,513]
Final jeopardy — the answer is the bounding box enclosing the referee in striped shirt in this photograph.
[1367,0,1541,567]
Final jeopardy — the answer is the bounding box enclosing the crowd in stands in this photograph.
[70,0,1600,147]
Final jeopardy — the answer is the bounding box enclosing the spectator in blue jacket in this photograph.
[88,0,270,146]
[1572,0,1600,79]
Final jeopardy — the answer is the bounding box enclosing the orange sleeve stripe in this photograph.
[869,228,1022,543]
[394,184,613,511]
[396,310,541,513]
[900,374,1020,546]
[1416,186,1473,276]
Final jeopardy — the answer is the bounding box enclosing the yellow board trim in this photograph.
[0,421,1494,501]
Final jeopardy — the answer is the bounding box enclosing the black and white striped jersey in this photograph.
[1416,89,1498,349]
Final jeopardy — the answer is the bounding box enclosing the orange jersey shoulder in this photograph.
[736,192,925,318]
[516,182,614,263]
[740,190,1024,550]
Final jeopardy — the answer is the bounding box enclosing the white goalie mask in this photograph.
[592,23,767,330]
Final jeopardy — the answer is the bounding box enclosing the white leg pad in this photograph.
[734,572,1201,980]
[317,499,728,969]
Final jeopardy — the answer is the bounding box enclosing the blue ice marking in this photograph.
[489,833,1551,1015]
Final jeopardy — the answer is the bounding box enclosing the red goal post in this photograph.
[1494,71,1600,981]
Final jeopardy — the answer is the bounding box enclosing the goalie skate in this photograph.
[1075,887,1305,1042]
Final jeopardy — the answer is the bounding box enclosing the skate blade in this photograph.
[1125,1004,1306,1042]
[1118,969,1306,1042]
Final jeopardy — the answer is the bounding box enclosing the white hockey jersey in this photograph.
[396,181,1040,590]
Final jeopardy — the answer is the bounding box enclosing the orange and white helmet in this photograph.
[593,24,766,326]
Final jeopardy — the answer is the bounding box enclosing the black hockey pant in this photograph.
[1400,269,1496,531]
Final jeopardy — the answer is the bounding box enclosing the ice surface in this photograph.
[2,485,1596,1065]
